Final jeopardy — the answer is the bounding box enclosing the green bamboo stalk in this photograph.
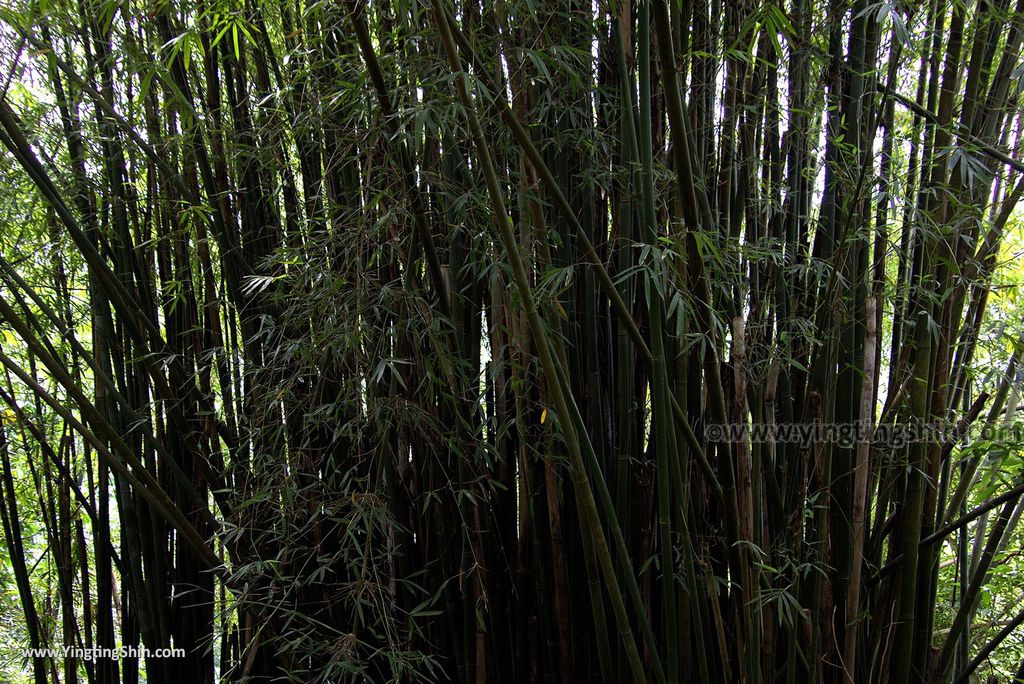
[0,345,223,572]
[428,2,648,679]
[440,8,726,510]
[637,3,679,677]
[344,0,451,320]
[0,425,48,684]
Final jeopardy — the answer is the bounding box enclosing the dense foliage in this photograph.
[2,0,1024,682]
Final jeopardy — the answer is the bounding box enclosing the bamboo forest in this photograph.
[9,0,1024,681]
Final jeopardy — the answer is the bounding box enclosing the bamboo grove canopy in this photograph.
[3,0,1024,681]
